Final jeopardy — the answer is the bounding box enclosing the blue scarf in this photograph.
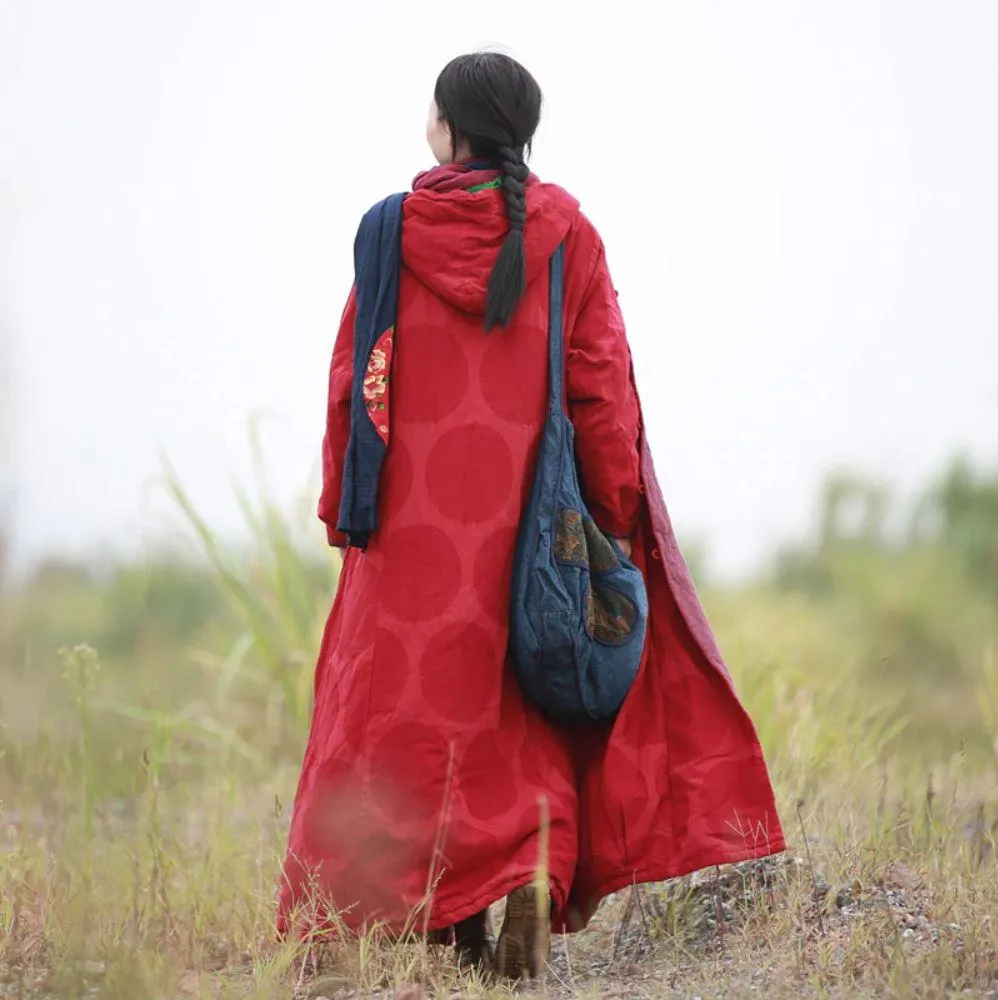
[336,193,405,550]
[336,164,495,549]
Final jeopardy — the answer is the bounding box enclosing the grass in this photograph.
[2,456,998,998]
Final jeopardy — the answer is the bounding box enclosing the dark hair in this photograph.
[434,53,543,330]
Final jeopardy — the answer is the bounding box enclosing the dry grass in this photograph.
[3,457,998,998]
[2,636,997,999]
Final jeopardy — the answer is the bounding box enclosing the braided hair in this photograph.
[433,53,542,330]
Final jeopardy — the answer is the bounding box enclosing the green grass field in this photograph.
[2,458,997,998]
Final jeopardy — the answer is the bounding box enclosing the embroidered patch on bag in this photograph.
[585,586,638,645]
[583,519,620,574]
[364,327,394,443]
[554,509,588,566]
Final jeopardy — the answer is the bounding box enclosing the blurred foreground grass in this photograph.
[1,456,997,998]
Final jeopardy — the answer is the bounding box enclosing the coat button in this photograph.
[651,548,662,561]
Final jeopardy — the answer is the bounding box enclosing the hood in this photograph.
[401,177,580,315]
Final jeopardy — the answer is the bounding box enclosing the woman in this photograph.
[278,52,784,978]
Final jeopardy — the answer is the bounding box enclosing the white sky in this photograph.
[1,0,996,578]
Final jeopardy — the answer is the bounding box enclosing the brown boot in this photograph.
[495,885,550,981]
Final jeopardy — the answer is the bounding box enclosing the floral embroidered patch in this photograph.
[364,327,394,443]
[583,519,620,574]
[554,509,587,566]
[585,586,638,645]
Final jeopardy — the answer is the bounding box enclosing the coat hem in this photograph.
[314,833,790,937]
[557,834,789,933]
[414,861,572,936]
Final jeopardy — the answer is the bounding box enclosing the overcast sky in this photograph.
[1,0,996,578]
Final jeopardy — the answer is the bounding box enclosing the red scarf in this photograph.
[412,160,536,193]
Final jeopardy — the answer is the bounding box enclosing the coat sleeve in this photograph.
[317,289,356,548]
[566,241,642,539]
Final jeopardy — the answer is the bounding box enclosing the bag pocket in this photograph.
[583,580,642,648]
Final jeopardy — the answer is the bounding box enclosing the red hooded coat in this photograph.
[278,165,784,936]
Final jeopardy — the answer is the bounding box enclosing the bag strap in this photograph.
[547,243,566,416]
